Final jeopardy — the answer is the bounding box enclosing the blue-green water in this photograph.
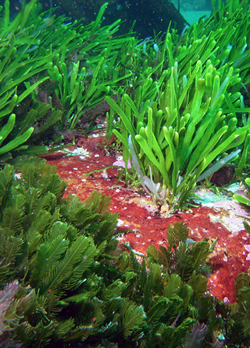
[9,0,226,37]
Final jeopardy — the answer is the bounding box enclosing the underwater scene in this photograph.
[2,0,250,346]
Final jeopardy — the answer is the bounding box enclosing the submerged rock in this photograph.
[37,0,187,37]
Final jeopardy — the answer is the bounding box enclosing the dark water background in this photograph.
[8,0,224,38]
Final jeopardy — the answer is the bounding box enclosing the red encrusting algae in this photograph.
[42,131,250,303]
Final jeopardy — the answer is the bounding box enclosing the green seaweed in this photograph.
[0,0,250,346]
[0,114,34,156]
[0,0,136,159]
[0,163,249,347]
[106,0,250,213]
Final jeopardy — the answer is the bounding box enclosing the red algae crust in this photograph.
[44,132,250,303]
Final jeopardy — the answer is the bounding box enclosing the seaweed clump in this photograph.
[105,0,250,213]
[0,162,250,347]
[0,0,136,161]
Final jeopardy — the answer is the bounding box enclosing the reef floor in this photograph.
[43,130,250,303]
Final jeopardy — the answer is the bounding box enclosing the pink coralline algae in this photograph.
[112,158,132,169]
[244,245,250,261]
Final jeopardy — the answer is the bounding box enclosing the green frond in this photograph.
[163,274,182,299]
[102,296,124,321]
[90,212,119,247]
[19,162,66,200]
[64,223,79,242]
[25,210,54,254]
[234,272,250,300]
[60,292,93,305]
[15,320,56,346]
[167,223,188,244]
[142,263,162,310]
[122,271,137,295]
[22,188,43,215]
[83,189,111,215]
[0,165,14,213]
[160,325,175,345]
[54,318,75,339]
[188,274,208,297]
[178,284,194,308]
[1,194,25,232]
[163,294,184,324]
[44,221,69,243]
[64,325,92,342]
[175,242,195,281]
[40,235,97,295]
[118,299,146,339]
[30,222,70,288]
[116,251,132,273]
[147,244,172,269]
[41,173,67,201]
[102,280,126,301]
[139,259,147,293]
[147,296,170,327]
[0,232,23,285]
[61,195,100,229]
[32,192,56,219]
[96,321,119,339]
[188,239,214,271]
[64,239,98,290]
